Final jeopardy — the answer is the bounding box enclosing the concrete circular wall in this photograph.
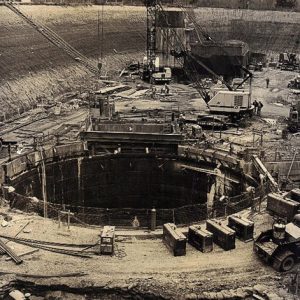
[9,153,245,226]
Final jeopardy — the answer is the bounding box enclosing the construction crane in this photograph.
[141,0,172,84]
[142,0,213,97]
[4,2,100,76]
[143,0,254,120]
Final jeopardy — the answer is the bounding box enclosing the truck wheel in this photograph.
[273,251,296,272]
[281,255,295,272]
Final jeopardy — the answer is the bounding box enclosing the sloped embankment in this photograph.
[0,5,146,117]
[1,5,300,117]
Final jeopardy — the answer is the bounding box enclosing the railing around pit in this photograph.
[3,181,270,228]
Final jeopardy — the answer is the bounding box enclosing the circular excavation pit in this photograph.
[6,150,251,227]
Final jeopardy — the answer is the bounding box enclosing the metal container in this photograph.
[163,223,186,256]
[228,215,254,241]
[150,208,156,231]
[273,221,286,242]
[206,219,236,251]
[188,225,213,253]
[267,193,300,222]
[100,226,115,255]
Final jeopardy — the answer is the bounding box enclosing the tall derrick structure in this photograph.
[156,10,190,68]
[143,0,158,81]
[143,1,188,80]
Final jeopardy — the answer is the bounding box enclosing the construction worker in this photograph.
[178,113,185,131]
[151,85,156,99]
[266,77,270,88]
[257,101,264,116]
[252,99,258,115]
[165,83,170,94]
[132,216,140,228]
[246,186,255,214]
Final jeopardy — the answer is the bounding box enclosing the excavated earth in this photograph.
[1,5,300,116]
[0,206,295,300]
[1,4,300,299]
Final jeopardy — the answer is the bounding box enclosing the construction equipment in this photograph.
[100,226,115,255]
[142,0,253,120]
[151,67,172,84]
[279,53,299,71]
[207,89,252,118]
[176,6,254,118]
[141,0,172,84]
[254,216,300,271]
[287,101,300,133]
[288,75,300,89]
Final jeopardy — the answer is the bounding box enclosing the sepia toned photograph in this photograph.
[0,0,300,299]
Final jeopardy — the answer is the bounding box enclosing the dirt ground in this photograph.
[1,65,300,164]
[1,4,300,299]
[0,204,294,299]
[0,65,300,299]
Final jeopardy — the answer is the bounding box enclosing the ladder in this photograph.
[5,2,100,76]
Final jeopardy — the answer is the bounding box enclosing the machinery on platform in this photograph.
[141,0,172,84]
[254,216,300,271]
[279,53,299,71]
[142,0,253,120]
[151,66,172,84]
